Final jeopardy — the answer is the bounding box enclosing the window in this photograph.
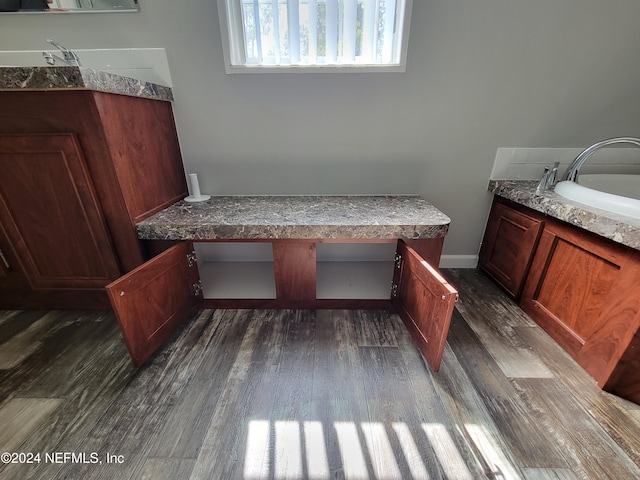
[217,0,413,73]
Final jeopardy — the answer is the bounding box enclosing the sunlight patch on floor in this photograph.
[392,422,430,479]
[275,421,303,478]
[334,421,369,479]
[241,418,513,479]
[465,423,519,479]
[243,420,270,479]
[422,423,474,480]
[303,421,330,479]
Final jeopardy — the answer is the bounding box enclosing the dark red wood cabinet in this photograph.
[520,215,640,403]
[0,91,188,309]
[1,91,459,376]
[106,239,458,371]
[480,196,640,404]
[479,199,543,298]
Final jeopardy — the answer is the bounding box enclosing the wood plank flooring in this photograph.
[1,269,639,479]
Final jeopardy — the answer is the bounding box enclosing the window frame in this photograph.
[216,0,414,74]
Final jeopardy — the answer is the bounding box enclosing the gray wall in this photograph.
[2,0,640,261]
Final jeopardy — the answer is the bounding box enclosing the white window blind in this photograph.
[218,0,413,72]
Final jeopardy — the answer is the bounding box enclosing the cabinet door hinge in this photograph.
[193,280,203,297]
[391,282,398,298]
[187,251,197,267]
[440,293,460,302]
[394,253,402,269]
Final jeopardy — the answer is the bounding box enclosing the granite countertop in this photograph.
[0,66,173,101]
[137,195,451,240]
[488,180,640,251]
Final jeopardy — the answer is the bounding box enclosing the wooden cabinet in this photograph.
[0,134,121,308]
[106,242,201,367]
[520,218,640,401]
[479,198,543,298]
[481,196,640,404]
[391,240,458,371]
[106,238,458,371]
[0,91,187,308]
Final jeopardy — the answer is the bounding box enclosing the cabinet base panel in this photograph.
[201,298,394,310]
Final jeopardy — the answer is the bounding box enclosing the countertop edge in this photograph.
[136,195,451,241]
[136,225,451,241]
[488,180,640,251]
[0,66,173,101]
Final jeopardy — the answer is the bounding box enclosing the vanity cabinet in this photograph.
[520,216,640,402]
[479,198,543,298]
[106,237,458,371]
[480,196,640,403]
[0,134,121,308]
[0,90,187,308]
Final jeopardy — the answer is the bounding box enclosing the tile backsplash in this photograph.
[491,147,640,180]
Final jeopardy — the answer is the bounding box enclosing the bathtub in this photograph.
[554,174,640,220]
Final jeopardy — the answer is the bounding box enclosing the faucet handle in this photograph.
[535,166,552,194]
[549,161,560,187]
[45,39,81,66]
[42,51,55,65]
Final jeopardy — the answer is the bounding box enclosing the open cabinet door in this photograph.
[392,240,458,371]
[106,241,202,367]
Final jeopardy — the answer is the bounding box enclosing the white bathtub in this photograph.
[554,174,640,220]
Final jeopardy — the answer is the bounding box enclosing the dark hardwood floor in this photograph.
[1,269,639,479]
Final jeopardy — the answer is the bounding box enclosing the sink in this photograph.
[554,174,640,220]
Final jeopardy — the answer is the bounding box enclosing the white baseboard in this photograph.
[439,255,478,269]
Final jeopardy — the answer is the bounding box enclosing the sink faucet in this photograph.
[535,161,560,194]
[42,38,81,67]
[561,136,640,183]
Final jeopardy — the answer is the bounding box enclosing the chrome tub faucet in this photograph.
[562,137,640,183]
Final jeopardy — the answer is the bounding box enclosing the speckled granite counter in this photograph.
[0,66,173,101]
[137,195,450,240]
[488,180,640,251]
